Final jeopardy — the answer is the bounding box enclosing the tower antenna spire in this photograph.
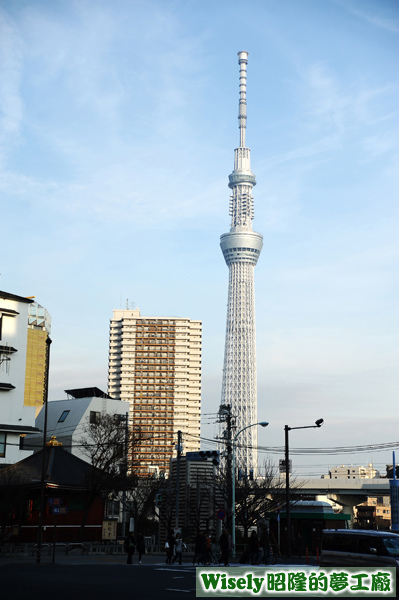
[238,51,248,148]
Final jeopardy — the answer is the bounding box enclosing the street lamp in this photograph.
[232,421,269,558]
[284,418,324,557]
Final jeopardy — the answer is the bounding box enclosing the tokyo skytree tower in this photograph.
[220,51,263,474]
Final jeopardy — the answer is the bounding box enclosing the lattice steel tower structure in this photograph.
[220,51,263,474]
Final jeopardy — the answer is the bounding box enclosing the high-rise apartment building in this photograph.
[108,309,201,477]
[219,52,263,473]
[24,302,51,416]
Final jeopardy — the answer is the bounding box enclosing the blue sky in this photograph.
[1,0,398,477]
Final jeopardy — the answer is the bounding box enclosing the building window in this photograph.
[0,432,6,457]
[90,411,101,424]
[58,410,70,423]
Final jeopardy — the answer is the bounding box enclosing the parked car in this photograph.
[320,529,399,574]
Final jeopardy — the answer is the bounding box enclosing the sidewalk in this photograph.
[0,547,319,568]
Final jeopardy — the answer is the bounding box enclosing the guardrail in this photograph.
[0,542,196,556]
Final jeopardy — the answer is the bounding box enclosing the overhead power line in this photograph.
[184,432,399,456]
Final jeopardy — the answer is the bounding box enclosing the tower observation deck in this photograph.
[220,51,263,474]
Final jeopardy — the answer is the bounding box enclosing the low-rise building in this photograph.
[0,438,107,543]
[24,387,128,463]
[158,451,221,541]
[0,291,40,464]
[355,496,391,529]
[322,464,380,479]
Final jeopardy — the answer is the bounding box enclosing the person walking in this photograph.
[260,526,271,565]
[136,531,145,564]
[204,531,212,565]
[172,532,186,565]
[124,531,136,565]
[165,532,175,564]
[192,530,204,565]
[219,529,231,567]
[248,530,259,565]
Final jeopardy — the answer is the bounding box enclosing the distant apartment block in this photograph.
[356,496,391,529]
[322,464,380,479]
[108,309,201,477]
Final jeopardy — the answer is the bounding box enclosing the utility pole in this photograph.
[36,336,52,564]
[284,425,291,557]
[175,430,182,531]
[218,404,235,529]
[121,411,129,537]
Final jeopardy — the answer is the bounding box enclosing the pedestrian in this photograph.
[295,532,304,558]
[192,530,204,565]
[165,532,175,564]
[219,529,231,567]
[260,526,271,565]
[124,531,136,565]
[204,531,212,565]
[136,531,145,564]
[248,530,259,565]
[172,532,186,565]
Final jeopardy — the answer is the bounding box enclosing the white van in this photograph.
[320,529,399,574]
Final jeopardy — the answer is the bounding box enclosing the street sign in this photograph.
[48,498,62,506]
[102,519,117,541]
[51,506,68,515]
[217,509,226,520]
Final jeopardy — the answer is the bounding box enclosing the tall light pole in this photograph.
[232,421,269,558]
[36,336,52,564]
[284,418,324,557]
[120,412,129,537]
[175,430,183,531]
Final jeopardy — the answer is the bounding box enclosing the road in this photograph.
[0,550,318,600]
[0,562,198,600]
[2,557,395,599]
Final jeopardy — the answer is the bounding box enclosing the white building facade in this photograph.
[25,387,128,463]
[0,291,40,464]
[323,464,381,479]
[108,308,201,476]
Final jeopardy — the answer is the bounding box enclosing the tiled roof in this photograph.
[8,446,108,490]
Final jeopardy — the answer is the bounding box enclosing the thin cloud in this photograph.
[0,9,23,145]
[334,0,399,33]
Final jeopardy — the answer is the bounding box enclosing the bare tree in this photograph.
[117,476,159,534]
[155,477,176,536]
[216,460,286,539]
[77,413,144,538]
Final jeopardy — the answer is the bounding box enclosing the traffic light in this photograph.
[199,450,219,466]
[155,493,163,508]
